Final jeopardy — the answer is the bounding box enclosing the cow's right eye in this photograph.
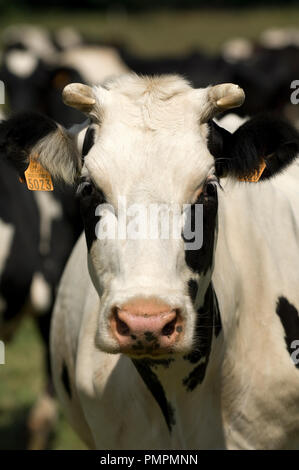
[76,180,94,198]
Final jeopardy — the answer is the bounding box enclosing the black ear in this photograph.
[208,114,299,181]
[0,111,80,184]
[0,112,57,176]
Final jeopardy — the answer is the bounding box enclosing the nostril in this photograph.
[161,310,179,337]
[162,318,176,336]
[114,308,130,336]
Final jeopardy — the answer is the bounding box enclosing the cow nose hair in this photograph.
[110,299,183,355]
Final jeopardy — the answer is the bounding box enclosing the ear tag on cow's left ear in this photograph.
[238,160,266,183]
[24,155,54,191]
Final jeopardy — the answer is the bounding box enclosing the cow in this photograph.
[0,46,86,127]
[0,111,84,448]
[1,74,299,449]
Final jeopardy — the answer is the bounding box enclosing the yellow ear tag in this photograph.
[239,160,266,183]
[24,155,53,191]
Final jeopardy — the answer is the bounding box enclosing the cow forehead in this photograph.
[84,75,214,203]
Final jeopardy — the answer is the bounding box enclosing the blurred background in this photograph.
[0,0,299,450]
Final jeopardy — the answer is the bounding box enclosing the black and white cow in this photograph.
[0,112,83,448]
[2,75,299,449]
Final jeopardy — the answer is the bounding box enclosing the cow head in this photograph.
[1,74,298,358]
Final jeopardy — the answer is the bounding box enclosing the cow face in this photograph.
[69,76,239,358]
[2,74,299,358]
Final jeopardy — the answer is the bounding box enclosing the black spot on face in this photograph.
[214,291,222,337]
[184,181,218,275]
[176,326,183,333]
[77,179,106,251]
[61,361,72,399]
[188,279,198,303]
[276,296,299,369]
[81,125,95,162]
[183,284,221,391]
[132,340,144,351]
[133,359,175,432]
[144,331,156,342]
[184,284,215,364]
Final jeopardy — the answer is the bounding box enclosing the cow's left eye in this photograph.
[203,176,219,196]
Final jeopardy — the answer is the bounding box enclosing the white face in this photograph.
[76,75,219,358]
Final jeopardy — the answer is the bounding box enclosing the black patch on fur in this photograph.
[276,296,299,369]
[188,279,198,302]
[77,179,106,251]
[213,291,222,337]
[184,181,218,275]
[132,340,145,351]
[183,284,221,391]
[0,112,57,177]
[142,358,174,369]
[183,359,208,392]
[133,359,175,431]
[61,361,72,398]
[144,331,156,342]
[208,114,299,180]
[184,284,215,364]
[81,126,95,162]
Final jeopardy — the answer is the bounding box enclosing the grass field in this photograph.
[0,6,299,450]
[0,317,86,449]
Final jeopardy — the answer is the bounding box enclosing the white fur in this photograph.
[33,191,62,254]
[0,219,14,276]
[222,38,254,63]
[5,50,38,78]
[54,27,82,50]
[2,24,56,62]
[57,45,129,85]
[215,113,248,133]
[30,272,52,313]
[260,27,299,49]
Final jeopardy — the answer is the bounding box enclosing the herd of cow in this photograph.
[1,24,299,450]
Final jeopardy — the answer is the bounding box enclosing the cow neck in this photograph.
[132,278,221,433]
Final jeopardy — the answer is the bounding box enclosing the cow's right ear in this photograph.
[0,112,81,184]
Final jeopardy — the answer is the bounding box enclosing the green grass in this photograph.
[0,317,86,450]
[0,6,299,450]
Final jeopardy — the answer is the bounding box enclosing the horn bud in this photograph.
[211,83,245,111]
[201,83,245,121]
[62,83,96,112]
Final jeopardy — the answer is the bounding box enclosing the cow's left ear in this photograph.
[208,115,299,181]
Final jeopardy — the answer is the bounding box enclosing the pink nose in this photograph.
[110,299,183,356]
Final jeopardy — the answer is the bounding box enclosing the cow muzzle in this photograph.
[110,298,183,356]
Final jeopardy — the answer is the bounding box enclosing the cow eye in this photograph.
[203,176,219,197]
[77,180,94,198]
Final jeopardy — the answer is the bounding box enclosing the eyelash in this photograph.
[76,179,93,197]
